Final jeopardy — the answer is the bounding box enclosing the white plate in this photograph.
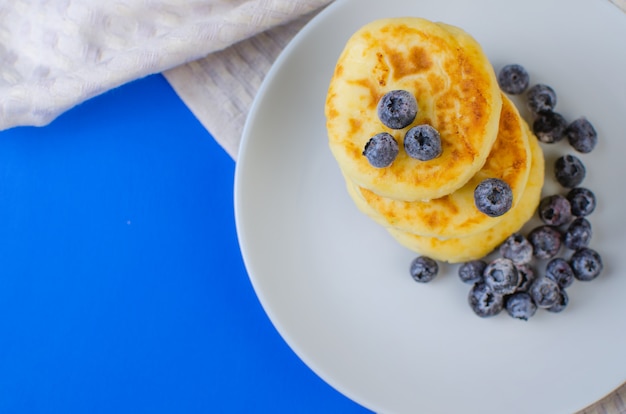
[234,0,626,413]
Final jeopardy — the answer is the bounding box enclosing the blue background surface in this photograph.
[0,74,371,414]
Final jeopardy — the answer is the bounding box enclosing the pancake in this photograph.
[326,17,502,201]
[347,95,532,238]
[387,131,545,263]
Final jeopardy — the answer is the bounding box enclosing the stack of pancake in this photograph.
[325,17,544,263]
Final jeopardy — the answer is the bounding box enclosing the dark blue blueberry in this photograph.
[363,132,399,168]
[545,258,575,289]
[474,178,513,217]
[566,187,597,217]
[554,154,587,188]
[483,258,520,295]
[515,264,537,292]
[377,90,418,129]
[570,248,603,281]
[468,282,504,318]
[538,194,573,226]
[564,217,592,250]
[528,225,562,260]
[410,256,439,283]
[529,277,561,309]
[404,125,442,161]
[527,84,557,114]
[505,292,537,321]
[555,155,586,188]
[497,64,530,95]
[566,117,598,154]
[546,289,569,313]
[499,233,533,265]
[532,111,567,143]
[458,260,486,285]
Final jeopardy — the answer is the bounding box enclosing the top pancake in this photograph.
[325,17,502,201]
[349,95,532,239]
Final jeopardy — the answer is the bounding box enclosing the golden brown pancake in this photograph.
[326,17,502,201]
[346,95,531,238]
[386,131,544,263]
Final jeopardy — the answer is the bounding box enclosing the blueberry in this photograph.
[363,132,399,168]
[458,260,486,285]
[474,178,513,217]
[483,258,520,295]
[529,277,561,309]
[566,187,597,217]
[532,111,567,144]
[515,264,537,292]
[377,90,418,129]
[528,225,562,260]
[468,282,504,318]
[570,248,603,281]
[545,258,575,289]
[564,217,592,250]
[404,125,442,161]
[566,117,598,154]
[499,233,533,265]
[555,155,586,188]
[497,64,530,95]
[410,256,439,283]
[505,292,537,321]
[545,289,569,313]
[538,194,573,226]
[527,84,557,114]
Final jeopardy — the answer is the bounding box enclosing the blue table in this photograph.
[0,75,371,413]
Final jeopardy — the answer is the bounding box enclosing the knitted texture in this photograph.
[0,0,332,130]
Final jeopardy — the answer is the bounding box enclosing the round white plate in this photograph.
[234,0,626,413]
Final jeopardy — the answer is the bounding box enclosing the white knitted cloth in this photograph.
[0,0,331,157]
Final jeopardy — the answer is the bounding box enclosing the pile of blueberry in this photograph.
[409,64,604,320]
